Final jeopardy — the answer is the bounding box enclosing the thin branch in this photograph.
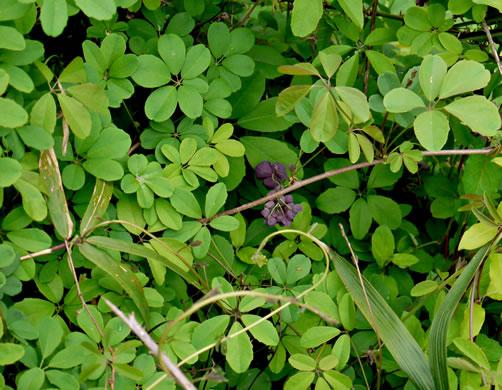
[364,0,379,95]
[235,0,260,28]
[204,147,494,222]
[103,298,198,390]
[20,243,66,260]
[482,19,502,77]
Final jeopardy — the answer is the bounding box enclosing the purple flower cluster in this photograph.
[255,161,288,189]
[261,193,303,227]
[256,161,303,227]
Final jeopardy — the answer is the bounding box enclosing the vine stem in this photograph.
[204,147,494,222]
[482,19,502,77]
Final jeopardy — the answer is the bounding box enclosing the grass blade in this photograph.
[428,243,493,390]
[332,251,435,390]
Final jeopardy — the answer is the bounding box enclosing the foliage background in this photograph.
[1,0,502,389]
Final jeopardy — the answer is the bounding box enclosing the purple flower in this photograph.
[262,190,303,227]
[256,161,288,189]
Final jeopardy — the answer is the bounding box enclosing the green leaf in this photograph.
[83,158,124,181]
[241,315,279,346]
[238,98,292,132]
[116,194,146,235]
[276,85,312,117]
[222,55,255,77]
[241,136,299,170]
[366,50,396,74]
[57,94,91,139]
[316,187,356,214]
[158,34,185,75]
[458,222,499,250]
[349,198,372,239]
[371,225,395,267]
[0,244,16,268]
[410,280,438,297]
[170,188,202,219]
[205,182,228,218]
[46,370,79,390]
[0,157,21,187]
[132,55,171,88]
[30,93,56,134]
[289,354,316,371]
[67,83,109,115]
[443,95,501,136]
[145,86,177,122]
[287,254,311,284]
[48,345,86,369]
[439,60,490,99]
[405,6,431,30]
[39,148,73,238]
[310,91,338,142]
[338,0,364,29]
[278,62,320,77]
[453,338,489,370]
[208,22,230,58]
[335,86,370,123]
[181,44,211,80]
[226,321,253,373]
[40,0,68,37]
[339,293,356,330]
[79,243,150,327]
[284,372,315,390]
[392,253,420,268]
[109,54,138,78]
[7,228,51,252]
[383,88,425,113]
[0,25,25,50]
[192,315,230,349]
[87,127,131,159]
[0,343,25,365]
[80,179,113,235]
[209,216,239,231]
[58,57,87,84]
[178,85,203,118]
[414,110,450,151]
[429,244,492,390]
[367,195,402,229]
[17,125,53,150]
[291,0,323,37]
[17,367,45,390]
[365,28,396,46]
[300,326,341,348]
[38,317,63,358]
[74,0,115,21]
[14,179,47,221]
[332,252,435,390]
[76,304,103,343]
[0,97,28,128]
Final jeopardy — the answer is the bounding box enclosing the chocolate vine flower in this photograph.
[255,161,288,189]
[261,193,303,227]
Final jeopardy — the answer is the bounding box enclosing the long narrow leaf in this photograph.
[85,235,199,286]
[78,242,150,328]
[80,179,113,235]
[332,252,435,390]
[428,243,492,390]
[39,148,73,239]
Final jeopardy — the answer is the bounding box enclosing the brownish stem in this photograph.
[482,19,502,77]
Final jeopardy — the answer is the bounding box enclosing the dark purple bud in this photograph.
[281,219,292,227]
[263,177,279,189]
[265,200,275,209]
[256,161,273,179]
[267,217,277,226]
[261,209,270,218]
[272,163,288,182]
[284,195,293,203]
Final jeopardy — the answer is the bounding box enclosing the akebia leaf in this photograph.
[158,34,185,75]
[310,91,338,142]
[78,242,150,328]
[0,157,22,187]
[208,22,230,58]
[132,55,171,88]
[238,98,292,132]
[57,94,91,139]
[0,26,25,50]
[276,85,312,117]
[335,86,370,123]
[80,179,113,235]
[291,0,323,37]
[443,95,501,136]
[225,322,253,373]
[40,0,68,37]
[439,60,490,99]
[383,88,425,113]
[278,62,320,76]
[145,85,177,122]
[181,44,211,79]
[74,0,115,21]
[67,83,109,115]
[414,110,449,151]
[177,85,203,119]
[0,97,28,128]
[338,0,364,29]
[419,55,447,102]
